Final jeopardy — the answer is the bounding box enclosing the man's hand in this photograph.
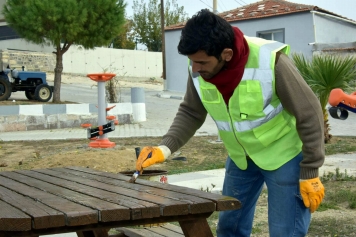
[136,146,171,173]
[300,177,325,213]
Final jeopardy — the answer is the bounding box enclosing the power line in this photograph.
[199,0,213,9]
[219,0,228,12]
[234,0,248,6]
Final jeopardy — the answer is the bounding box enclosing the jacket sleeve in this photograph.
[275,53,325,179]
[160,74,208,153]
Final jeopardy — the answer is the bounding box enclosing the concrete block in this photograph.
[47,115,59,124]
[4,123,26,132]
[66,104,90,114]
[58,114,68,121]
[47,123,59,130]
[0,105,19,115]
[6,115,20,123]
[26,116,38,124]
[117,114,133,124]
[66,114,80,121]
[43,104,66,115]
[19,105,43,115]
[107,103,132,115]
[17,115,27,122]
[89,104,98,113]
[79,115,97,124]
[27,124,46,131]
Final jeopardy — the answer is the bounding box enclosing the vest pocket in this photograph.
[238,80,263,117]
[201,88,221,103]
[252,112,291,147]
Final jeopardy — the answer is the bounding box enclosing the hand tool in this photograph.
[128,149,152,183]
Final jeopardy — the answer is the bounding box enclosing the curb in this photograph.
[0,103,135,132]
[158,93,184,100]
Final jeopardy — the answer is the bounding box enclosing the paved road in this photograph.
[8,81,218,136]
[328,106,356,137]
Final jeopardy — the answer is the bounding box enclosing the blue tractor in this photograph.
[0,65,53,102]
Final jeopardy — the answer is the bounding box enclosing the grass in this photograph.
[325,136,356,155]
[319,168,356,211]
[308,217,356,236]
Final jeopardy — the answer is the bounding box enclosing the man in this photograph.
[136,9,325,236]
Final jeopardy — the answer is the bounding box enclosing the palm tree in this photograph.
[292,53,356,143]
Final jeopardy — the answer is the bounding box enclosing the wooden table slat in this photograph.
[51,167,216,215]
[0,186,65,229]
[118,227,166,237]
[147,224,184,237]
[66,166,241,211]
[1,171,130,223]
[31,168,186,217]
[161,223,185,234]
[24,169,158,220]
[0,175,97,227]
[0,200,31,231]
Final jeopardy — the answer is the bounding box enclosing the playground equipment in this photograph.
[86,73,117,148]
[328,88,356,120]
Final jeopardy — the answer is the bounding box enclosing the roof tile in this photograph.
[165,0,355,31]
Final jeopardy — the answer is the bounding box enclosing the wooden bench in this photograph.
[116,223,184,237]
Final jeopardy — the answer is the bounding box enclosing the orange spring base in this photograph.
[89,138,115,148]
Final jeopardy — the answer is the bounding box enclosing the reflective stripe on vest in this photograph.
[190,39,286,132]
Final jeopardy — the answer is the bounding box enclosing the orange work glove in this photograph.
[136,146,171,174]
[300,177,325,213]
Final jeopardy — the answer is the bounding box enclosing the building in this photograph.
[164,0,356,92]
[0,0,54,54]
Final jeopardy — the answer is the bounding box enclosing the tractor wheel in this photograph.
[35,84,52,102]
[25,90,36,100]
[0,77,11,101]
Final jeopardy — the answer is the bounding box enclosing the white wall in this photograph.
[63,46,163,79]
[0,38,55,53]
[314,13,356,44]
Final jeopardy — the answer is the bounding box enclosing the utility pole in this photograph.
[160,0,166,80]
[213,0,218,13]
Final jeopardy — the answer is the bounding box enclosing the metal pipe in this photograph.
[97,81,107,139]
[312,11,317,44]
[213,0,218,13]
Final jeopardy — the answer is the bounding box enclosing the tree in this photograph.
[112,20,136,50]
[2,0,126,102]
[292,53,356,143]
[132,0,188,52]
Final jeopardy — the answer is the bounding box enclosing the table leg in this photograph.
[179,218,214,237]
[76,228,109,237]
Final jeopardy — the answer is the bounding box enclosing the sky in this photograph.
[126,0,356,49]
[126,0,356,21]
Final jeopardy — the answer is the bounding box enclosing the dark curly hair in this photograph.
[178,9,234,59]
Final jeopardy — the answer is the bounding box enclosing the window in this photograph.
[257,29,285,43]
[0,25,20,41]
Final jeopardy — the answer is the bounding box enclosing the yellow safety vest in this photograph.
[189,36,302,170]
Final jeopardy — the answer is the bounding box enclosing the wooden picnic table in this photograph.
[0,167,240,237]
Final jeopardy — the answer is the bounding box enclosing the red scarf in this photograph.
[206,27,249,104]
